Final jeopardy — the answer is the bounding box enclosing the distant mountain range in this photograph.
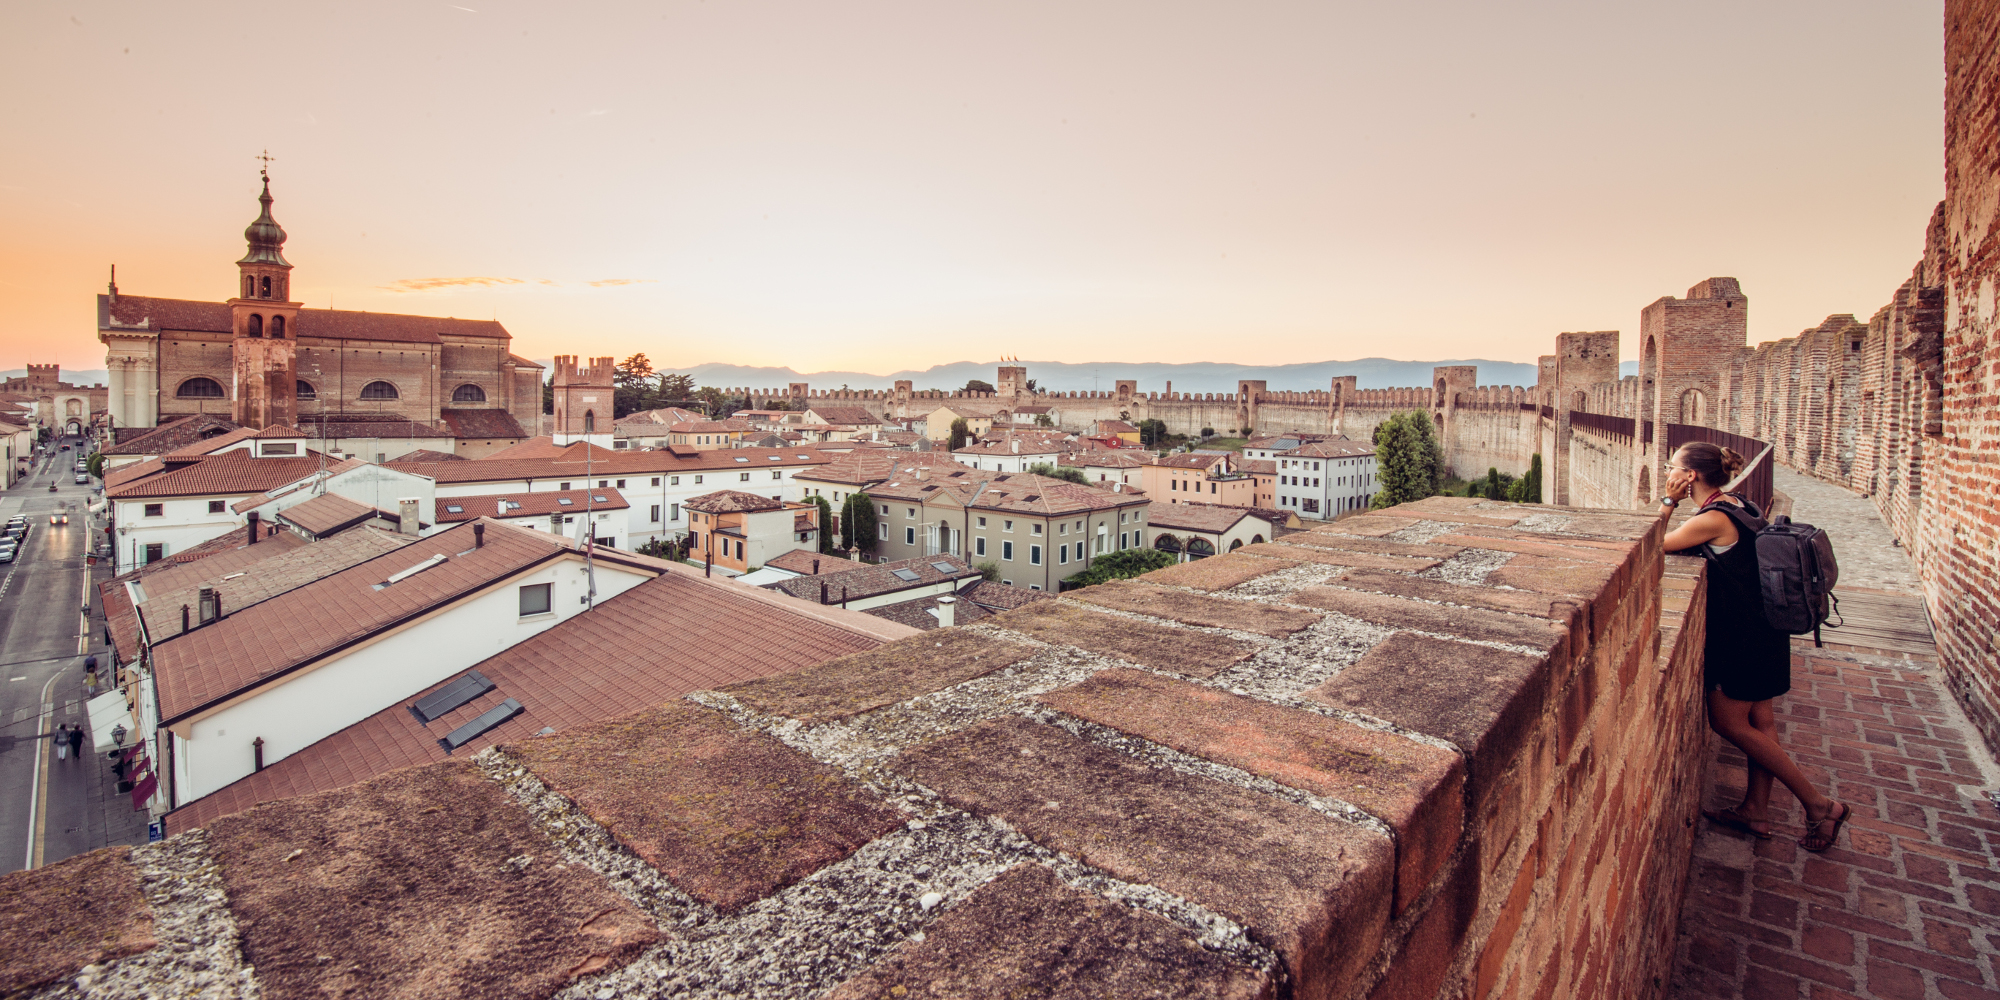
[536,358,1547,395]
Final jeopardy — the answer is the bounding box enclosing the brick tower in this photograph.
[551,355,615,446]
[229,169,300,430]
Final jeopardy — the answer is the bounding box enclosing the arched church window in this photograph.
[452,383,486,402]
[584,410,596,433]
[243,275,255,298]
[176,377,226,399]
[260,275,272,298]
[270,315,286,338]
[296,380,316,400]
[359,380,400,400]
[246,314,263,337]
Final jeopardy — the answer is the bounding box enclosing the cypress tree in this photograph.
[814,495,837,553]
[1370,411,1444,509]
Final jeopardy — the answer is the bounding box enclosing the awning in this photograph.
[87,689,132,754]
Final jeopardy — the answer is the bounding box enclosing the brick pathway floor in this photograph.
[1668,642,2000,1000]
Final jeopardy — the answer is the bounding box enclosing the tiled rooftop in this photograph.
[269,492,381,535]
[9,496,1705,1000]
[684,489,785,514]
[437,487,629,522]
[105,451,327,500]
[438,407,528,439]
[100,293,512,343]
[763,553,980,604]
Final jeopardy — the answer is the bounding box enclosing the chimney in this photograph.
[253,736,265,772]
[397,498,420,536]
[935,595,957,628]
[198,587,219,625]
[246,511,260,545]
[820,581,829,605]
[473,522,486,548]
[498,498,508,516]
[181,604,190,633]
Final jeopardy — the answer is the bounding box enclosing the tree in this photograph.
[813,495,837,553]
[1507,453,1543,503]
[86,450,106,478]
[1026,463,1088,484]
[964,379,996,395]
[1023,378,1038,393]
[1137,419,1168,448]
[976,561,1000,582]
[542,374,554,415]
[659,373,697,402]
[948,417,971,451]
[1034,413,1054,428]
[694,386,729,417]
[842,492,879,554]
[1369,411,1444,509]
[1200,427,1215,438]
[766,399,793,412]
[614,354,656,388]
[1065,548,1176,589]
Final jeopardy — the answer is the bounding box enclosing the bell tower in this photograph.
[230,157,300,429]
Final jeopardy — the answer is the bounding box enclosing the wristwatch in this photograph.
[1658,496,1679,508]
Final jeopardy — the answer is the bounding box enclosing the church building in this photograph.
[97,172,543,458]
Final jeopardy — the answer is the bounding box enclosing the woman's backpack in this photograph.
[1701,499,1844,646]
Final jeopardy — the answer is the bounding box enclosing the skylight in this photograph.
[735,457,749,462]
[374,554,448,590]
[409,670,494,724]
[929,562,957,575]
[445,504,464,513]
[437,698,523,752]
[557,498,573,505]
[890,568,922,582]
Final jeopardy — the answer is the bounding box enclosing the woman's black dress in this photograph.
[1695,497,1794,702]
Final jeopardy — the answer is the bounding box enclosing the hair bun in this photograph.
[1719,446,1746,478]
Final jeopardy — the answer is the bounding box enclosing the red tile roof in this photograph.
[106,452,328,500]
[438,408,528,439]
[764,554,980,604]
[164,570,899,832]
[100,415,244,456]
[765,549,848,575]
[161,427,259,459]
[804,406,882,426]
[275,493,387,536]
[438,488,629,522]
[149,520,594,723]
[863,594,993,630]
[253,425,308,439]
[387,448,829,485]
[101,294,510,343]
[685,489,785,514]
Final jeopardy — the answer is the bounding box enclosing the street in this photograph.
[0,435,135,874]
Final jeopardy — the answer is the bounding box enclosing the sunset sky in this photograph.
[0,1,1945,376]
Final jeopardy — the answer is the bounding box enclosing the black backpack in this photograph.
[1702,498,1843,646]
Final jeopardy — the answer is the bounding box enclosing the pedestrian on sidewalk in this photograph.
[1661,442,1849,852]
[55,725,69,761]
[67,725,84,761]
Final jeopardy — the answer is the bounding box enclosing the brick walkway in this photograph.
[1669,642,2000,1000]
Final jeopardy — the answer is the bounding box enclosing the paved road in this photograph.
[0,436,130,874]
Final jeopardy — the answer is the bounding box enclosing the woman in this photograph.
[1661,442,1848,852]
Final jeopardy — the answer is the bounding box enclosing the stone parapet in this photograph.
[0,496,1713,1000]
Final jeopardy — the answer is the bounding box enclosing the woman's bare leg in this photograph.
[1708,689,1838,827]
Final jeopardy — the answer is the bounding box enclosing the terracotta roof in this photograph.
[1145,502,1261,534]
[106,452,328,500]
[253,425,307,439]
[765,549,847,575]
[764,554,980,604]
[505,353,544,369]
[1286,439,1377,458]
[161,427,259,459]
[615,406,705,428]
[1096,419,1138,434]
[1153,452,1229,470]
[149,519,588,724]
[100,294,509,344]
[100,415,243,456]
[398,449,463,462]
[99,528,307,661]
[804,406,881,426]
[165,570,898,831]
[792,451,969,487]
[438,488,629,522]
[276,493,387,536]
[1239,458,1277,475]
[297,413,449,439]
[864,593,994,631]
[953,439,1063,456]
[102,457,168,489]
[685,490,785,514]
[476,437,622,462]
[439,408,528,439]
[106,527,417,661]
[1065,450,1149,468]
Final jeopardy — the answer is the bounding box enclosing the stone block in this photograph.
[897,716,1393,1000]
[1240,542,1444,574]
[1040,668,1464,913]
[1288,586,1572,656]
[0,847,155,997]
[1069,581,1322,637]
[1140,552,1298,591]
[206,761,660,1000]
[1334,569,1580,619]
[1308,632,1549,805]
[823,864,1273,1000]
[990,601,1260,677]
[506,704,903,911]
[724,629,1037,723]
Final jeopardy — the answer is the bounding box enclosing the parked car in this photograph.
[0,541,16,564]
[74,473,90,484]
[6,521,29,541]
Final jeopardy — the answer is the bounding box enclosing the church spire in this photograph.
[237,167,291,267]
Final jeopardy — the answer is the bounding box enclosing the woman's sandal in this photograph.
[1702,807,1774,839]
[1799,801,1849,853]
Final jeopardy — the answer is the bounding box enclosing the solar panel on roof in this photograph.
[438,698,524,753]
[929,561,957,574]
[890,568,922,582]
[409,670,494,724]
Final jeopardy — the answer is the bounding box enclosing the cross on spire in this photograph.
[256,149,275,178]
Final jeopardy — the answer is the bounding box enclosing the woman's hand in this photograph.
[1663,467,1697,501]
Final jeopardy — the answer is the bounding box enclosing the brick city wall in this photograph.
[0,497,1714,1000]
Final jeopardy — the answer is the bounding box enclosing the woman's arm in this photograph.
[1663,509,1735,554]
